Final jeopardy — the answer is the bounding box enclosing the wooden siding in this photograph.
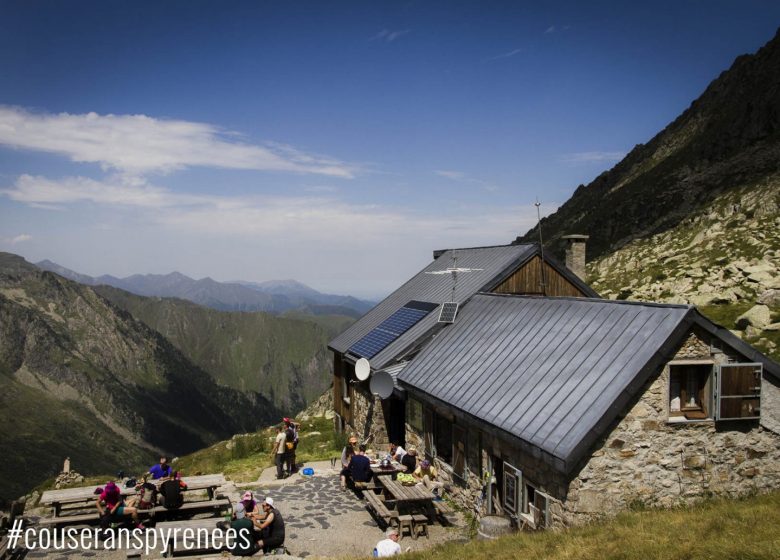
[493,255,585,297]
[333,352,353,425]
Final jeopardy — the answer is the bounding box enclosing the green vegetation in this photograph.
[174,416,346,483]
[95,286,353,410]
[401,492,780,560]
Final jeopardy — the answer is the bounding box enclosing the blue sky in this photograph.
[1,1,778,298]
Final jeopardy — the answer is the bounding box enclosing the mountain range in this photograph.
[34,260,374,318]
[0,253,347,503]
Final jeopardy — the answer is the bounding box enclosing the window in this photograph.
[434,414,452,464]
[502,462,522,515]
[716,363,762,420]
[423,408,435,458]
[520,482,550,529]
[452,425,467,481]
[407,397,423,432]
[467,429,481,477]
[669,363,713,420]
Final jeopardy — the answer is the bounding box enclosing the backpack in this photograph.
[285,427,295,450]
[137,483,157,509]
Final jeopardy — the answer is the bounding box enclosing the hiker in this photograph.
[159,471,187,509]
[339,444,355,490]
[401,446,418,473]
[283,418,300,475]
[341,435,358,468]
[272,424,288,479]
[241,490,260,518]
[254,497,285,554]
[373,527,401,557]
[413,460,444,496]
[148,456,172,480]
[348,444,372,487]
[226,502,258,556]
[96,481,144,530]
[389,442,406,463]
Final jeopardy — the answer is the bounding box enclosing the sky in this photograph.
[1,1,779,299]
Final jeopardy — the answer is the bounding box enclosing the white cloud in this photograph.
[485,48,524,62]
[561,151,625,164]
[434,170,466,180]
[545,25,556,34]
[2,234,32,245]
[371,29,411,42]
[0,106,355,178]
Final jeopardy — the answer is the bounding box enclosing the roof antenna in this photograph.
[535,198,547,296]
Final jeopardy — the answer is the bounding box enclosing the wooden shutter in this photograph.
[716,363,762,420]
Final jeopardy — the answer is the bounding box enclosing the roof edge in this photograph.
[432,243,534,260]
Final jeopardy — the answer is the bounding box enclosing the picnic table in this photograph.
[369,460,406,478]
[39,474,228,525]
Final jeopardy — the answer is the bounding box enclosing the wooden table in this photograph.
[377,476,433,511]
[40,474,227,519]
[369,461,406,478]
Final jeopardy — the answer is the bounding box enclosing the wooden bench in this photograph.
[37,498,232,527]
[412,514,429,539]
[364,492,398,529]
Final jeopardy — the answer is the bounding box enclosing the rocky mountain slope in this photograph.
[0,253,282,503]
[35,261,373,317]
[517,27,780,261]
[93,285,347,411]
[587,181,779,361]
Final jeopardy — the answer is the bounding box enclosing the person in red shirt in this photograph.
[96,481,143,529]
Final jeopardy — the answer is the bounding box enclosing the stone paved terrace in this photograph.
[21,461,469,559]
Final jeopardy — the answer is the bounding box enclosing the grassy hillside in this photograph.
[401,491,780,560]
[94,286,353,410]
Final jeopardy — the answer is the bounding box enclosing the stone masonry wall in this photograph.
[564,328,780,525]
[345,383,389,446]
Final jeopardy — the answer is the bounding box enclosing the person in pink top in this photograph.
[96,481,144,529]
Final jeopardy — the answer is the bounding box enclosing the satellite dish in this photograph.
[370,370,394,399]
[355,358,371,381]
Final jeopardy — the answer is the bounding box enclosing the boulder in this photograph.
[736,305,772,330]
[759,289,780,307]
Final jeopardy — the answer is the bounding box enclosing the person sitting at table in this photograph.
[349,444,373,488]
[96,480,144,530]
[241,490,261,518]
[148,456,172,480]
[401,446,418,473]
[339,444,355,490]
[254,497,285,554]
[133,476,158,510]
[389,442,407,463]
[373,527,401,557]
[413,460,444,496]
[159,471,187,509]
[341,435,358,466]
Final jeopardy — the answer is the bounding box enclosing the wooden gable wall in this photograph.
[493,255,586,297]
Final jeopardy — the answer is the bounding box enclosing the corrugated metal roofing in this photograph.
[398,294,694,473]
[329,244,538,369]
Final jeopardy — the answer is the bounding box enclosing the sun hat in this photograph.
[264,497,274,507]
[242,491,254,501]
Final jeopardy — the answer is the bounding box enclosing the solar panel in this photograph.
[349,301,438,359]
[438,302,459,323]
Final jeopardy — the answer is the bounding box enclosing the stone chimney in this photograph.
[562,235,589,280]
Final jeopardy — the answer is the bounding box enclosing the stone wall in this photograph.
[564,327,780,525]
[344,383,389,446]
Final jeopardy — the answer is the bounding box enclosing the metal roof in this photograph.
[329,244,539,369]
[398,294,695,473]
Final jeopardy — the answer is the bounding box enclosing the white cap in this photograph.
[264,497,274,507]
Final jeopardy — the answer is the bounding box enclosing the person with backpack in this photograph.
[283,418,299,475]
[272,424,288,479]
[159,471,187,509]
[134,476,157,510]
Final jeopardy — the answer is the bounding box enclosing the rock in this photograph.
[764,322,780,332]
[758,289,780,307]
[735,305,772,330]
